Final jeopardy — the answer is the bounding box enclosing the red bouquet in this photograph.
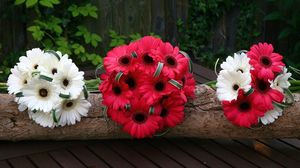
[216,43,293,127]
[99,36,195,138]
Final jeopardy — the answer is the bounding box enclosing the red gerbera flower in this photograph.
[247,42,285,80]
[103,45,136,74]
[102,80,133,110]
[251,76,284,111]
[135,36,162,75]
[139,75,180,105]
[107,108,128,125]
[158,96,185,128]
[119,70,142,94]
[155,42,189,78]
[122,100,161,138]
[99,72,115,93]
[182,72,196,98]
[223,90,265,127]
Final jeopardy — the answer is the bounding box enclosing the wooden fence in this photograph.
[0,0,189,58]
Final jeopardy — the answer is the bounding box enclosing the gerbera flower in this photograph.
[17,48,44,74]
[182,72,196,98]
[159,96,185,128]
[259,104,283,125]
[216,70,251,101]
[7,65,31,94]
[99,73,114,93]
[119,70,143,93]
[247,42,285,80]
[56,93,91,126]
[222,90,266,127]
[251,76,284,110]
[52,61,84,99]
[20,78,59,112]
[122,99,161,138]
[270,67,291,93]
[37,51,60,77]
[139,75,179,105]
[107,108,129,125]
[104,45,137,74]
[102,81,133,110]
[155,42,189,78]
[28,110,57,128]
[220,52,251,74]
[135,36,162,74]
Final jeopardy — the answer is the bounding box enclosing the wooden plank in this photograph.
[151,0,165,37]
[49,149,86,168]
[88,142,134,168]
[0,160,11,168]
[0,141,84,160]
[280,139,300,150]
[194,73,210,84]
[168,138,231,168]
[126,140,182,168]
[193,63,217,81]
[8,156,36,168]
[164,0,177,44]
[190,139,257,168]
[106,140,158,168]
[214,139,282,168]
[237,139,300,167]
[148,139,206,168]
[68,145,109,168]
[258,139,300,162]
[28,152,60,168]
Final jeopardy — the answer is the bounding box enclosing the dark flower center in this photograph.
[237,69,244,73]
[233,84,239,91]
[133,113,147,124]
[24,80,27,84]
[113,86,122,95]
[39,88,48,97]
[239,101,251,112]
[160,108,168,117]
[256,79,269,93]
[52,68,57,75]
[143,54,154,64]
[260,56,272,67]
[63,79,69,87]
[182,77,186,86]
[66,102,73,107]
[119,56,130,65]
[155,81,165,91]
[166,56,177,66]
[34,64,38,69]
[125,77,136,89]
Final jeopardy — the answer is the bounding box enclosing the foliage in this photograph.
[14,0,103,66]
[177,0,262,67]
[264,0,300,68]
[108,30,160,48]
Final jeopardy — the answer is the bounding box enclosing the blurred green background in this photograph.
[0,0,299,82]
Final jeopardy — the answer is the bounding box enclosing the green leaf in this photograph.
[27,26,44,41]
[89,11,98,18]
[278,28,291,39]
[14,0,26,5]
[26,0,38,8]
[90,34,102,47]
[264,12,282,21]
[39,0,53,8]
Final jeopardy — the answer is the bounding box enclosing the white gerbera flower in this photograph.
[216,70,251,101]
[56,93,91,126]
[53,59,84,99]
[7,65,31,94]
[220,52,251,74]
[28,110,57,128]
[260,104,283,125]
[37,51,61,77]
[19,78,59,112]
[270,67,291,92]
[17,48,44,74]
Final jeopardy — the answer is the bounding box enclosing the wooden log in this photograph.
[0,84,300,141]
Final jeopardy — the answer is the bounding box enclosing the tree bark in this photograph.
[0,85,299,141]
